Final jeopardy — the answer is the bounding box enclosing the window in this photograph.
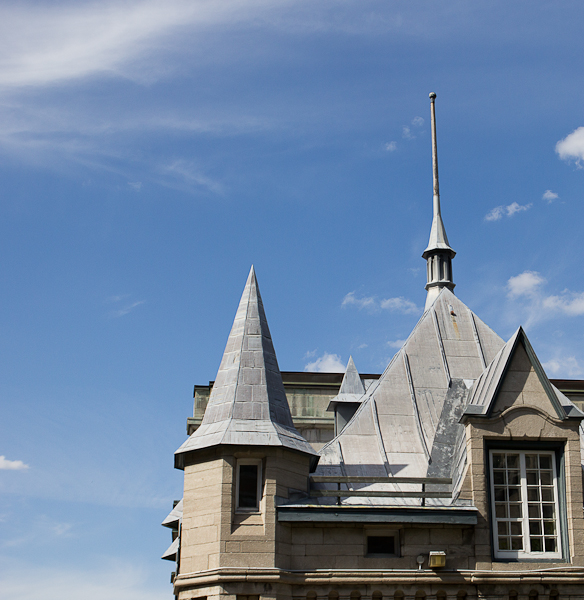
[236,459,262,511]
[490,450,562,559]
[365,530,399,556]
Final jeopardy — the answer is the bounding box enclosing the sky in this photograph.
[1,0,584,597]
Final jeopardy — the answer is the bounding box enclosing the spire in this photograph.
[175,266,317,468]
[423,93,456,311]
[337,356,365,399]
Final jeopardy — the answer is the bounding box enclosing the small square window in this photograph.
[365,531,399,556]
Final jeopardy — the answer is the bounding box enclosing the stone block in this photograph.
[404,528,429,545]
[292,527,323,545]
[430,528,462,545]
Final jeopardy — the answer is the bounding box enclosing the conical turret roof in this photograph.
[175,266,317,468]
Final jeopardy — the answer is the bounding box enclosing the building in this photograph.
[162,94,584,600]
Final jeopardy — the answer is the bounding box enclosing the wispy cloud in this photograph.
[556,126,584,166]
[304,352,345,373]
[0,456,29,470]
[402,126,414,140]
[543,356,584,378]
[128,181,142,191]
[387,339,406,349]
[106,296,145,318]
[342,291,420,315]
[384,141,397,152]
[411,116,424,126]
[159,160,224,194]
[542,189,558,203]
[484,202,532,221]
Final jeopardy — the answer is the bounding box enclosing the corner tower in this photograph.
[423,92,456,311]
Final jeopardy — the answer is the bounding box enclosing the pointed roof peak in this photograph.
[175,268,317,468]
[339,356,365,396]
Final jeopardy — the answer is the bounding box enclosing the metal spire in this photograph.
[423,93,455,311]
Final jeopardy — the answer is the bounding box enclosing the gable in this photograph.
[491,341,559,418]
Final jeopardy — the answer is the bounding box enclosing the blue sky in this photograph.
[2,1,584,597]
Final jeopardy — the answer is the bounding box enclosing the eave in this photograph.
[276,504,478,525]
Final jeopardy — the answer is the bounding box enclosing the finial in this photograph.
[430,92,440,208]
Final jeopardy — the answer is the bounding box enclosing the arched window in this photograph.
[549,591,559,600]
[372,592,382,600]
[306,592,317,600]
[328,592,339,600]
[415,592,426,600]
[509,591,518,600]
[436,591,447,600]
[529,591,539,600]
[457,591,467,600]
[350,592,361,600]
[394,591,404,600]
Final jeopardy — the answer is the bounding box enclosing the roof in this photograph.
[327,356,366,410]
[463,327,584,421]
[309,287,505,507]
[175,266,317,469]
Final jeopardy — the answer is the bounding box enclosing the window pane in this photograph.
[545,538,557,552]
[511,537,523,550]
[539,456,552,469]
[528,504,541,518]
[530,538,543,552]
[507,455,519,468]
[509,504,522,518]
[238,464,258,508]
[493,454,506,468]
[542,504,555,519]
[529,521,542,535]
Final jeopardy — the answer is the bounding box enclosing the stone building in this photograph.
[162,94,584,600]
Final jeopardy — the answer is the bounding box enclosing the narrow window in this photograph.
[490,450,562,559]
[236,459,262,511]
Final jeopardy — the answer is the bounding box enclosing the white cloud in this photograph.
[542,189,558,203]
[402,126,414,139]
[384,141,397,152]
[411,116,424,126]
[342,292,420,314]
[485,202,532,221]
[542,292,584,316]
[0,0,304,90]
[387,339,406,349]
[507,271,546,298]
[0,456,29,470]
[379,297,419,314]
[543,356,584,378]
[342,292,377,310]
[556,126,584,165]
[128,181,142,191]
[304,352,345,373]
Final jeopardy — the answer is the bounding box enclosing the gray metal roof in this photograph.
[175,266,317,468]
[161,499,183,529]
[311,287,505,507]
[161,537,179,561]
[327,356,366,410]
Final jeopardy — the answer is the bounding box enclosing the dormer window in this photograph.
[489,450,563,560]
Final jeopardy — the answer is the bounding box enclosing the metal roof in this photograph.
[175,266,317,469]
[327,356,366,410]
[310,287,505,507]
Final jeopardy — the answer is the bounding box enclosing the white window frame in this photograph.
[489,449,562,560]
[235,459,263,512]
